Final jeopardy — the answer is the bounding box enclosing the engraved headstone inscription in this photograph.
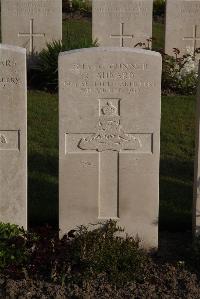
[0,45,27,228]
[92,0,153,48]
[1,0,62,54]
[59,47,161,248]
[165,0,200,57]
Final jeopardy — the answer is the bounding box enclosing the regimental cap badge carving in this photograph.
[78,100,142,152]
[102,102,117,116]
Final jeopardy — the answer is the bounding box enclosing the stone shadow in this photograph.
[28,152,58,229]
[159,157,193,231]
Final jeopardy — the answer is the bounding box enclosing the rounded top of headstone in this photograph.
[0,44,26,54]
[59,47,161,58]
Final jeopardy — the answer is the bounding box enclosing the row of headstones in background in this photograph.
[0,43,161,249]
[165,0,200,57]
[1,0,153,53]
[2,0,200,57]
[92,0,153,48]
[1,0,62,54]
[93,0,200,57]
[166,0,200,234]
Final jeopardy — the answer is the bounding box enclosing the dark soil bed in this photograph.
[3,270,200,299]
[2,234,200,299]
[1,225,200,298]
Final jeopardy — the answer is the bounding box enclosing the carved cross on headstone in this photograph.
[18,19,45,53]
[66,99,151,219]
[110,23,134,47]
[183,25,200,57]
[110,23,148,47]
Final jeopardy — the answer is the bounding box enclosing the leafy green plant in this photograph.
[28,41,63,91]
[28,36,96,92]
[17,221,149,286]
[0,223,27,269]
[2,221,200,298]
[135,39,198,95]
[161,49,198,95]
[71,0,92,14]
[62,221,149,285]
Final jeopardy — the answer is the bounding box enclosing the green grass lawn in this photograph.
[62,19,165,50]
[160,96,195,231]
[153,21,165,50]
[28,91,58,227]
[63,19,92,46]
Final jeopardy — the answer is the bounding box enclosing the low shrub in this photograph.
[25,221,149,286]
[161,49,198,95]
[136,41,198,95]
[0,223,31,271]
[2,221,200,298]
[28,38,96,92]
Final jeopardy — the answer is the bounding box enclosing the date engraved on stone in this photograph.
[0,130,20,151]
[2,1,52,17]
[93,4,149,17]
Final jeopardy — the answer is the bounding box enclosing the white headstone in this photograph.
[92,0,153,48]
[0,44,27,228]
[59,47,161,249]
[1,0,62,54]
[165,0,200,57]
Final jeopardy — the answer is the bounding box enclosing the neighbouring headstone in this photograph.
[59,47,161,249]
[193,63,200,236]
[1,0,62,54]
[92,0,153,48]
[165,0,200,57]
[0,44,27,228]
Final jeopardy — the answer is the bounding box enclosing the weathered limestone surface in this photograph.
[92,0,153,48]
[1,0,62,54]
[0,44,27,228]
[165,0,200,57]
[59,47,161,249]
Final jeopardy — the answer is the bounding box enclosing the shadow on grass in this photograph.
[28,152,58,176]
[28,154,194,232]
[28,153,58,229]
[159,158,193,231]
